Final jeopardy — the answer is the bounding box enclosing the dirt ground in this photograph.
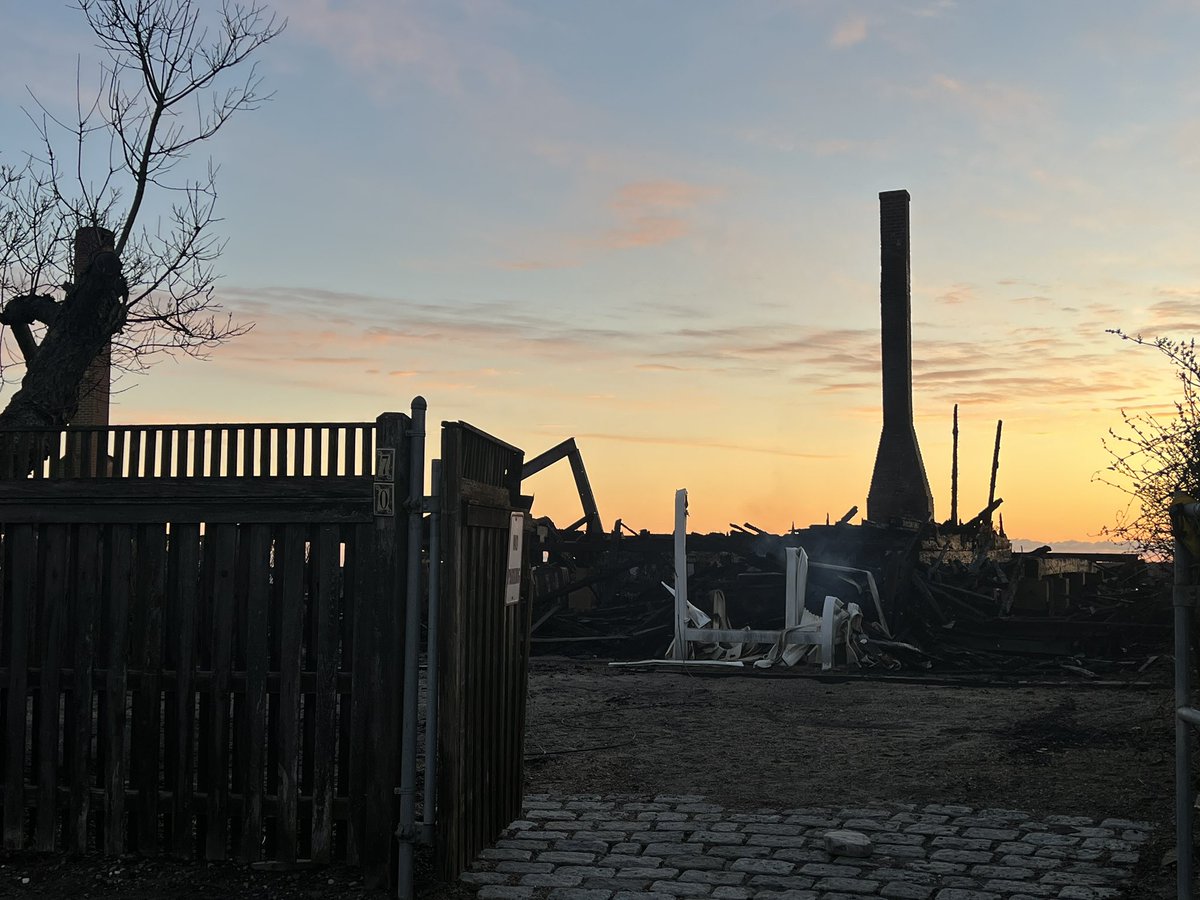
[0,656,1180,898]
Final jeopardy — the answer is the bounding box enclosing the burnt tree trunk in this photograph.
[0,250,127,431]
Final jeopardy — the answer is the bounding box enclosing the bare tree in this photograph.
[0,0,284,429]
[1096,331,1200,560]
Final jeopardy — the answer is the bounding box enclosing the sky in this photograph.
[2,0,1200,548]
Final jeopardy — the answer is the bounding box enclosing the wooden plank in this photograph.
[159,428,174,478]
[242,427,254,480]
[335,524,355,849]
[360,413,406,883]
[224,427,238,479]
[230,524,252,855]
[112,429,127,478]
[209,427,223,478]
[240,525,270,861]
[68,523,102,851]
[470,527,486,862]
[144,429,159,479]
[435,425,461,879]
[35,524,70,850]
[194,515,216,857]
[3,525,35,849]
[191,428,204,478]
[275,428,287,479]
[299,528,316,857]
[0,476,374,524]
[345,427,357,478]
[80,429,96,477]
[514,513,533,827]
[129,428,144,479]
[295,427,307,478]
[309,525,339,862]
[345,522,371,865]
[275,524,305,862]
[205,524,238,860]
[361,425,372,478]
[328,427,340,478]
[257,427,270,478]
[502,565,516,825]
[104,524,134,855]
[175,428,188,479]
[49,432,66,480]
[132,523,167,854]
[170,523,201,857]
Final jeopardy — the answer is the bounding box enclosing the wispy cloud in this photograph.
[907,0,956,17]
[497,178,721,267]
[830,14,869,48]
[599,180,718,250]
[936,283,975,306]
[738,128,887,158]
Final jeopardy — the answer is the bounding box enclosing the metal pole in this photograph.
[1176,499,1197,900]
[950,404,959,526]
[422,459,442,839]
[396,397,427,900]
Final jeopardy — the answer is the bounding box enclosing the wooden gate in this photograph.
[436,421,531,879]
[0,416,408,882]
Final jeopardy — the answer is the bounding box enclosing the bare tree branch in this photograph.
[1094,330,1200,560]
[0,0,283,425]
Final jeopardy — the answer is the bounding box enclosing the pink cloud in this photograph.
[598,180,719,250]
[830,14,869,48]
[611,180,716,212]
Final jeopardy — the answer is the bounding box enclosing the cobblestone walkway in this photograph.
[459,795,1149,900]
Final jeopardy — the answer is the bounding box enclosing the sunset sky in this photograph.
[3,1,1200,547]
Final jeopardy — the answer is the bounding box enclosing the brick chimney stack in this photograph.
[866,190,934,524]
[72,226,115,428]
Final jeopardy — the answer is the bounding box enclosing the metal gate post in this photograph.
[422,459,442,843]
[1174,499,1200,900]
[397,397,427,899]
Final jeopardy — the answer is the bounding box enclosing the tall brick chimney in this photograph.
[866,190,934,524]
[72,226,115,428]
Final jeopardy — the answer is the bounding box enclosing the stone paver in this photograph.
[458,797,1149,899]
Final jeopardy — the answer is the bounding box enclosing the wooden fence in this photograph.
[436,421,531,879]
[0,416,408,883]
[0,421,377,479]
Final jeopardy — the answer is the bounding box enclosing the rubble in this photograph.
[525,501,1170,680]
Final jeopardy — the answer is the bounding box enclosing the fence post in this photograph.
[364,411,409,887]
[397,397,427,900]
[1175,499,1200,900]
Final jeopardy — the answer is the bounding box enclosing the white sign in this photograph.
[505,511,524,606]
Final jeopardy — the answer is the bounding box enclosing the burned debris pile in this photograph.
[525,513,1170,679]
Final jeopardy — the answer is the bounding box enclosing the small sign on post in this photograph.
[505,511,524,606]
[375,448,395,481]
[374,447,396,516]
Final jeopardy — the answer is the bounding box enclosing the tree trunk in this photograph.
[0,251,126,430]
